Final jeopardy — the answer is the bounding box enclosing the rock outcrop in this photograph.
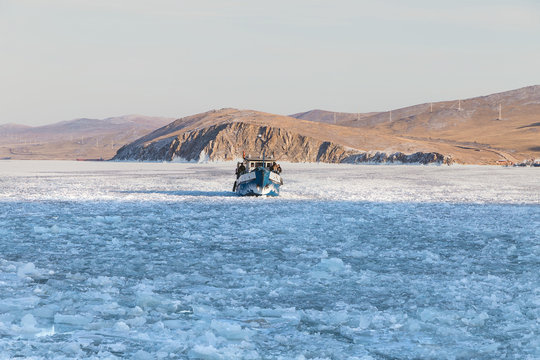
[113,122,357,163]
[113,120,451,165]
[342,151,453,165]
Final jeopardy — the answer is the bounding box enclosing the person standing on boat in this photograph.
[236,163,246,178]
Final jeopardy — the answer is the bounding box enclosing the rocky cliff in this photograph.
[114,121,353,162]
[113,118,452,164]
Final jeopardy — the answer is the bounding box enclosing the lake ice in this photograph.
[0,161,538,359]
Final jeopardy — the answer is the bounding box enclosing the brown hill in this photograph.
[112,108,489,164]
[287,86,540,163]
[365,85,540,162]
[0,115,173,160]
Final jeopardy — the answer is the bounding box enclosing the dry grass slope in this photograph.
[0,116,173,160]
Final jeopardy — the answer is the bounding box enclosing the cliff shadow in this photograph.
[517,122,540,129]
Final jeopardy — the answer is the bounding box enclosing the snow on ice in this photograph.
[0,160,538,359]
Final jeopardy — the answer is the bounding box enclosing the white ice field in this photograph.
[0,161,539,359]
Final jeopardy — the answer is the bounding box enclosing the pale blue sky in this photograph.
[1,0,539,125]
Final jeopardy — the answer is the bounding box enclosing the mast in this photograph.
[458,99,462,111]
[498,104,502,120]
[257,134,263,164]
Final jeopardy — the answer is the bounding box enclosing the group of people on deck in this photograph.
[270,162,282,174]
[235,161,282,179]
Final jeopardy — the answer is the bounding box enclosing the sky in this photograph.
[1,0,540,125]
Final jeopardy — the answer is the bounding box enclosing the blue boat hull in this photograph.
[235,167,281,196]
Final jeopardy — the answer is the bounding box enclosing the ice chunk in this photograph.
[104,216,122,223]
[54,314,92,326]
[210,320,252,340]
[281,309,301,326]
[129,306,144,316]
[311,258,349,278]
[0,296,40,312]
[136,287,162,309]
[189,344,222,360]
[114,321,130,332]
[192,305,218,318]
[350,249,367,258]
[36,325,55,337]
[33,226,49,234]
[126,316,147,327]
[20,314,38,334]
[462,311,489,327]
[17,262,40,278]
[322,258,347,272]
[163,319,183,329]
[109,343,127,352]
[422,250,441,263]
[133,350,153,360]
[88,275,114,287]
[62,343,83,356]
[10,313,54,338]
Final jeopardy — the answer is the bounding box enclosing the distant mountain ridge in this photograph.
[0,115,173,160]
[291,85,540,127]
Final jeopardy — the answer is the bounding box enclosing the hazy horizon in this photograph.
[2,0,540,126]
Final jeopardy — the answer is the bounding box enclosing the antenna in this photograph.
[430,103,433,113]
[257,134,263,157]
[357,113,360,121]
[389,110,392,122]
[458,99,462,111]
[497,104,502,120]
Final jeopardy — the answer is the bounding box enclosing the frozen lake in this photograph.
[0,161,539,359]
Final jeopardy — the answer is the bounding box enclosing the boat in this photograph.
[233,156,283,196]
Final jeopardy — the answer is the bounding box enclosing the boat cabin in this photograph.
[235,157,281,178]
[244,157,276,170]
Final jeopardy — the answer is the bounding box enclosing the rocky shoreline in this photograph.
[341,151,453,165]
